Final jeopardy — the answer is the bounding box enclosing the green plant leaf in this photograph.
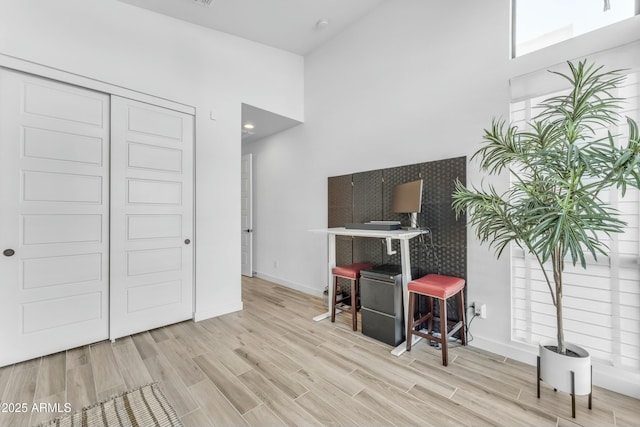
[452,60,640,353]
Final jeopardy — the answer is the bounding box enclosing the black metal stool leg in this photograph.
[536,356,540,399]
[571,370,576,418]
[589,365,593,409]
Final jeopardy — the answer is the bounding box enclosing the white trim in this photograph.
[593,364,640,399]
[470,335,538,365]
[509,14,640,79]
[193,301,243,322]
[510,40,640,102]
[254,272,324,297]
[0,53,195,115]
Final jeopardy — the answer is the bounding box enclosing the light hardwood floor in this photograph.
[1,276,638,427]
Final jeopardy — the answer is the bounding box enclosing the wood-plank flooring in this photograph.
[1,276,638,427]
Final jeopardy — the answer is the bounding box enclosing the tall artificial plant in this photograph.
[452,60,640,355]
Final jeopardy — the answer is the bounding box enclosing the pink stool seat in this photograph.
[408,274,465,299]
[332,263,374,279]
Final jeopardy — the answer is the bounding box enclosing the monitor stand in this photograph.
[404,212,419,230]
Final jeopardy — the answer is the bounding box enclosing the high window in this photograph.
[512,0,639,57]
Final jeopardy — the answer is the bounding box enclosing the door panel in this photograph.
[23,81,105,125]
[127,215,182,240]
[0,69,110,367]
[23,292,103,333]
[23,127,103,164]
[23,171,102,202]
[127,247,182,276]
[110,96,194,340]
[22,253,102,288]
[127,179,182,204]
[128,143,182,172]
[22,214,102,245]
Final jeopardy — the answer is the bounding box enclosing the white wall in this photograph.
[0,0,304,320]
[246,0,510,325]
[244,0,512,350]
[243,0,640,396]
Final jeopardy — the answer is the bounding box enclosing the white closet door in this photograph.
[110,96,194,340]
[0,69,110,367]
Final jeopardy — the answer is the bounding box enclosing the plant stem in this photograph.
[552,247,566,354]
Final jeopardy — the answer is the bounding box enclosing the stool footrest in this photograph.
[409,315,462,335]
[446,321,464,339]
[411,329,442,344]
[335,302,355,310]
[410,321,464,342]
[411,312,433,327]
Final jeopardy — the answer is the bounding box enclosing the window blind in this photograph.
[509,42,640,372]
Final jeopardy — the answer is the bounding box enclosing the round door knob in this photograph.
[3,249,15,257]
[184,239,191,245]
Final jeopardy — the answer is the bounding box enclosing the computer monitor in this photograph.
[392,179,423,228]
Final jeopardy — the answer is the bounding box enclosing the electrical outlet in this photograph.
[473,302,481,316]
[471,302,486,319]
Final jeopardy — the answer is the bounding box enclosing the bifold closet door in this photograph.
[109,96,194,340]
[0,69,110,367]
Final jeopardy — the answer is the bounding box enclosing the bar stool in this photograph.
[331,263,373,331]
[406,274,466,366]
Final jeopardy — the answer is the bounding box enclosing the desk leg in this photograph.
[391,238,422,356]
[313,233,337,321]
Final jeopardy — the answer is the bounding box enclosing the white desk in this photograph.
[312,227,426,356]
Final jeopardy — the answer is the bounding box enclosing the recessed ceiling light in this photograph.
[243,123,255,130]
[316,19,330,30]
[192,0,213,7]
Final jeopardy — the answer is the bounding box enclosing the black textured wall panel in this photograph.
[421,157,466,251]
[353,170,383,223]
[353,237,384,266]
[328,174,353,228]
[327,156,467,326]
[353,170,384,265]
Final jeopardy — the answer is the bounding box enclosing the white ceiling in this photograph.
[116,0,386,55]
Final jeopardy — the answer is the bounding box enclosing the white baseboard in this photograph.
[193,301,243,322]
[469,335,538,365]
[254,272,324,297]
[592,364,640,399]
[470,335,640,399]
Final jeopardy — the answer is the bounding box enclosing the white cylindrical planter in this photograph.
[539,339,591,395]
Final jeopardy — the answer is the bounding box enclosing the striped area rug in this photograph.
[38,383,182,427]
